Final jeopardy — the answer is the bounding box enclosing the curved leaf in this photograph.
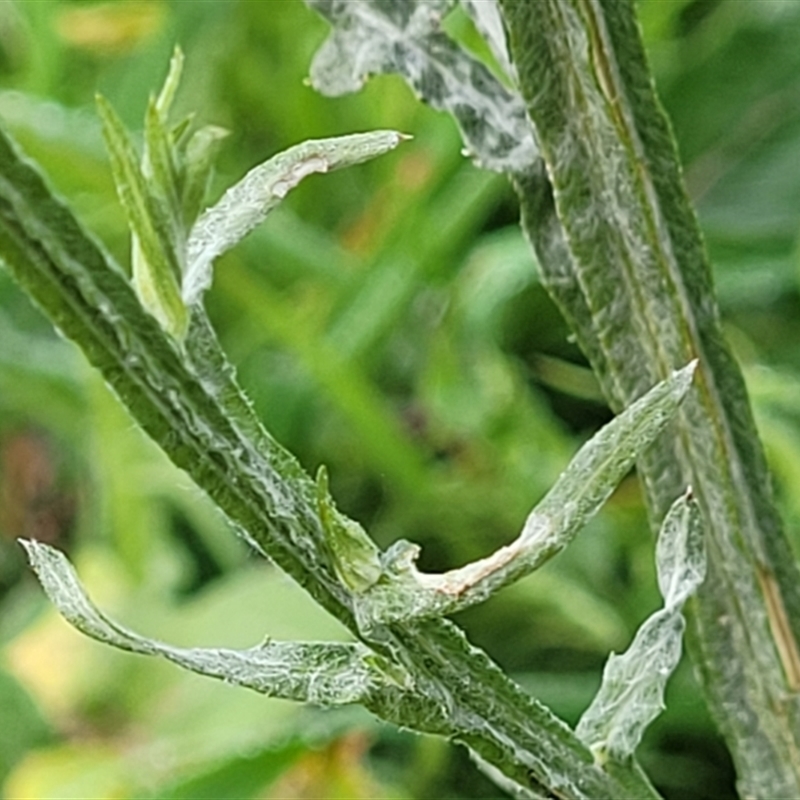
[183,130,408,305]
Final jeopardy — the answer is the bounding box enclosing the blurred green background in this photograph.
[1,1,799,798]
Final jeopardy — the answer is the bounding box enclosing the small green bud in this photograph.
[316,466,382,593]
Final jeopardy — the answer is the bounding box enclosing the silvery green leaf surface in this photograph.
[575,492,705,761]
[576,609,685,763]
[355,362,696,625]
[656,488,707,609]
[500,0,800,791]
[305,0,536,172]
[21,540,387,706]
[183,130,408,305]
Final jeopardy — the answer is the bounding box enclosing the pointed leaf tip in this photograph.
[183,130,409,306]
[674,358,698,389]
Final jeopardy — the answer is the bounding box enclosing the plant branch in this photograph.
[0,122,662,798]
[351,362,696,625]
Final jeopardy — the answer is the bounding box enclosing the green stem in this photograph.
[0,124,657,798]
[499,0,800,793]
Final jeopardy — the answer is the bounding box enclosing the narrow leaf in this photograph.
[355,361,697,625]
[154,46,184,118]
[576,609,685,764]
[305,0,536,172]
[575,491,706,762]
[144,95,183,247]
[21,540,386,706]
[97,94,187,338]
[184,130,408,305]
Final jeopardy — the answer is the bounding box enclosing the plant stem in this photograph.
[0,123,658,798]
[498,0,800,793]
